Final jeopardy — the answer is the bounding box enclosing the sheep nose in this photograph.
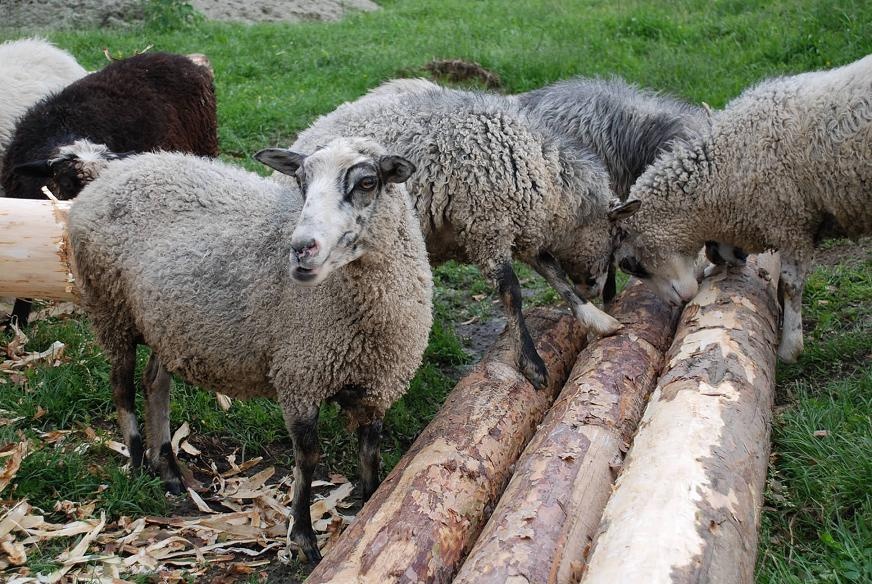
[291,238,319,260]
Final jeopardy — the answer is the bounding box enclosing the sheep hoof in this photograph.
[520,348,549,390]
[291,526,322,564]
[154,443,184,495]
[777,336,803,363]
[578,305,622,337]
[128,436,145,468]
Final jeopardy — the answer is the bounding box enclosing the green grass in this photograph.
[757,256,872,583]
[1,0,871,581]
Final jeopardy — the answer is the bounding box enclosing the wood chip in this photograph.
[216,393,232,411]
[0,441,27,495]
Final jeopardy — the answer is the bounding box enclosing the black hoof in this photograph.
[520,349,548,390]
[128,436,145,468]
[291,526,322,564]
[155,443,184,494]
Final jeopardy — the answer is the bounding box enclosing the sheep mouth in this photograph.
[291,266,320,283]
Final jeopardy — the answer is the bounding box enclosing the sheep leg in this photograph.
[142,353,183,494]
[110,346,144,467]
[532,253,622,337]
[488,261,548,390]
[777,254,808,363]
[285,406,322,564]
[9,299,33,329]
[603,263,617,306]
[705,241,748,266]
[332,386,384,500]
[358,417,384,502]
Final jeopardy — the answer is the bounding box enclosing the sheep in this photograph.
[516,76,710,301]
[68,138,432,564]
[261,86,639,390]
[2,51,219,328]
[613,54,872,363]
[0,38,86,188]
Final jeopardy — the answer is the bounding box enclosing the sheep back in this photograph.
[2,51,218,199]
[291,89,603,268]
[518,77,709,200]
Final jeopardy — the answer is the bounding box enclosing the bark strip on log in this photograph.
[454,280,680,584]
[306,309,586,584]
[581,253,781,584]
[0,198,77,300]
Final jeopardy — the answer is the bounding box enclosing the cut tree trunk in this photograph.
[581,253,781,584]
[306,309,586,584]
[453,280,680,584]
[0,198,77,300]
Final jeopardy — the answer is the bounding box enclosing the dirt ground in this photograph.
[0,0,379,29]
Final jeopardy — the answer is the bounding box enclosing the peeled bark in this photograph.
[0,198,77,300]
[454,281,680,584]
[306,309,586,584]
[581,254,781,584]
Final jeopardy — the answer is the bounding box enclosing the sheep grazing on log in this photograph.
[67,139,432,564]
[0,38,86,185]
[261,85,639,390]
[516,77,710,302]
[614,54,872,362]
[2,50,218,328]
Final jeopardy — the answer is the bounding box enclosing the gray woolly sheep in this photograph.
[0,38,86,185]
[68,138,432,563]
[614,54,872,362]
[261,86,638,390]
[517,76,710,301]
[518,77,710,201]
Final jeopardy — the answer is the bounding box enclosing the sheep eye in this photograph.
[358,177,377,191]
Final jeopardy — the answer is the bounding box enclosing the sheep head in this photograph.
[255,137,416,286]
[12,139,129,200]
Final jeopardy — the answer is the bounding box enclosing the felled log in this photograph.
[0,198,77,300]
[581,254,781,584]
[306,309,586,584]
[453,280,680,584]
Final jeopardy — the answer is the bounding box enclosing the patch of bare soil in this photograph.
[0,0,379,29]
[424,58,504,89]
[190,0,378,24]
[812,237,871,268]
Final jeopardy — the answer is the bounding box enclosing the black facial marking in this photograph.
[619,257,651,279]
[705,241,726,265]
[342,162,380,204]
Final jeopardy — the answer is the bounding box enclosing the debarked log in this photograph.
[453,280,680,584]
[581,253,781,584]
[305,309,586,584]
[0,198,77,300]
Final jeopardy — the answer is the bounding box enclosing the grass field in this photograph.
[1,0,870,581]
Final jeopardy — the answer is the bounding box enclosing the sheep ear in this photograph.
[254,148,306,175]
[380,155,416,184]
[13,160,53,177]
[608,199,642,222]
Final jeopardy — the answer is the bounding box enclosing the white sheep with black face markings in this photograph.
[261,85,638,391]
[68,138,433,564]
[614,54,872,362]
